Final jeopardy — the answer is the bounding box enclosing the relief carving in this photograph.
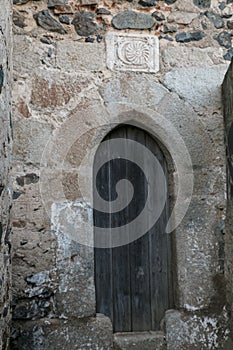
[106,33,159,73]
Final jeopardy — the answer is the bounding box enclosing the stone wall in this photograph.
[0,2,13,350]
[11,0,233,63]
[222,59,233,349]
[11,0,232,349]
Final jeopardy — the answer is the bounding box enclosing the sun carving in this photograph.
[125,42,151,65]
[117,40,151,66]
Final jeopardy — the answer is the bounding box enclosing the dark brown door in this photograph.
[94,125,174,332]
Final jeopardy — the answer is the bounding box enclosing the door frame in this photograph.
[49,103,194,325]
[93,123,176,332]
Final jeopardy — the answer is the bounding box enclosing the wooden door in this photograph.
[94,125,174,332]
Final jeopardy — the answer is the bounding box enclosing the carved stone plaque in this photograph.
[106,32,159,73]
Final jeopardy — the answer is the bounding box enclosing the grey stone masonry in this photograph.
[0,1,13,350]
[222,58,233,346]
[10,0,233,348]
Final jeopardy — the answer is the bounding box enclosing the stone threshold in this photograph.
[113,330,166,350]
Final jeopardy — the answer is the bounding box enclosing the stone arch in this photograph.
[40,87,223,329]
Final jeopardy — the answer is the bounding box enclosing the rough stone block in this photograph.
[162,46,225,68]
[30,72,87,109]
[163,64,229,109]
[165,309,230,350]
[11,315,113,350]
[56,41,105,72]
[72,11,98,37]
[13,35,55,74]
[175,0,199,12]
[168,11,197,24]
[48,0,67,8]
[33,10,66,34]
[205,10,224,29]
[114,331,166,350]
[102,76,167,109]
[13,9,27,28]
[175,31,204,43]
[173,196,226,309]
[81,0,98,5]
[112,10,155,30]
[54,5,74,14]
[52,200,95,318]
[193,0,211,8]
[13,120,53,165]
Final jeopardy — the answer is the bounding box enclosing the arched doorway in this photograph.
[94,124,174,332]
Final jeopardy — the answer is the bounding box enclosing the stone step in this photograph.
[114,331,166,350]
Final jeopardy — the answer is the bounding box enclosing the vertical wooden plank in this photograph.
[94,133,113,321]
[147,133,166,330]
[111,126,132,332]
[128,126,151,332]
[164,163,174,310]
[146,132,173,330]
